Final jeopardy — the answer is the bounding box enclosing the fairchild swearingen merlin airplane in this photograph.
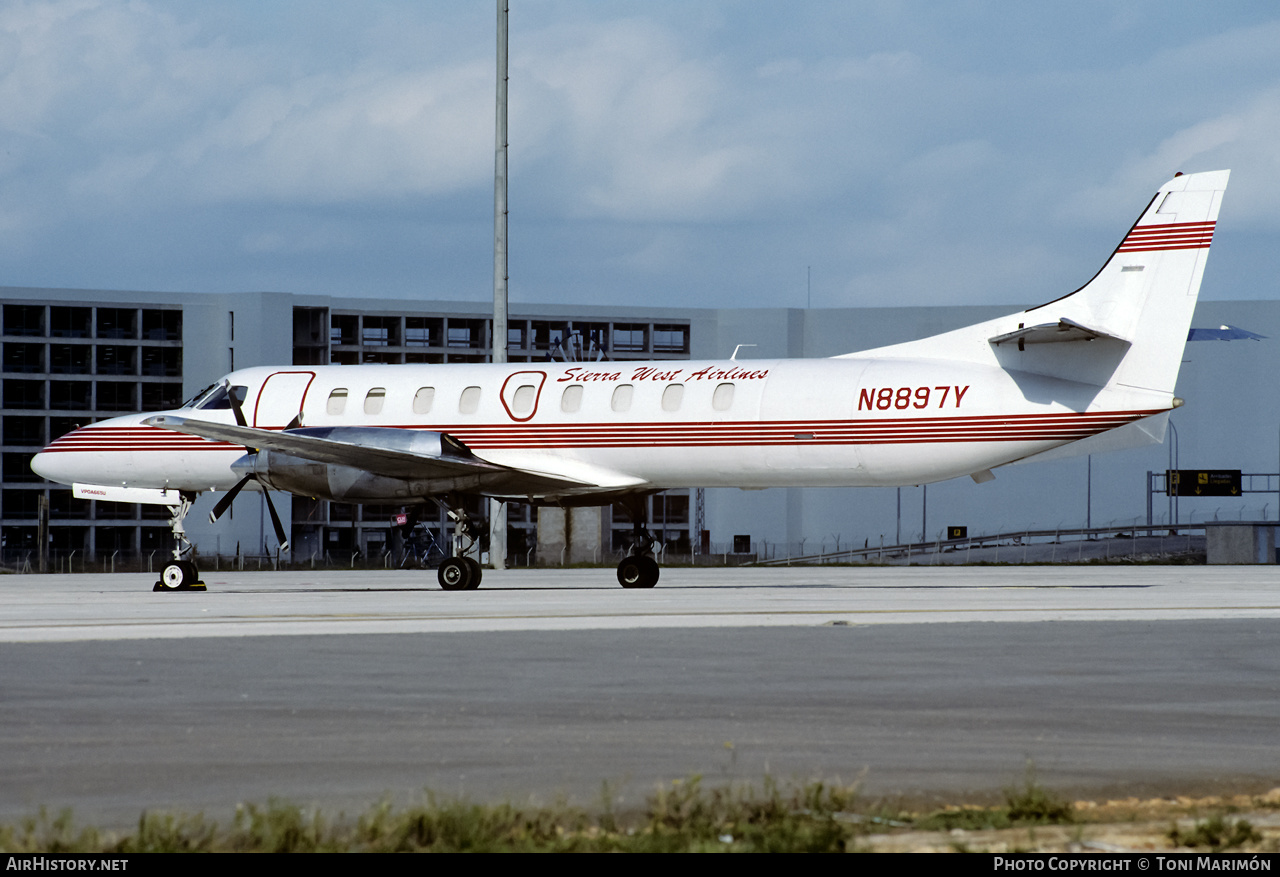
[32,169,1229,591]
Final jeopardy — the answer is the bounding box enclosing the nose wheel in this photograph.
[156,559,205,591]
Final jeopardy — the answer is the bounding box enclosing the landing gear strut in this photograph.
[435,498,482,591]
[154,492,205,592]
[617,498,660,589]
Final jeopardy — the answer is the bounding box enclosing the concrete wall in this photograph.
[536,507,605,565]
[1205,524,1278,565]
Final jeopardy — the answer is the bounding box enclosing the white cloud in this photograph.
[177,63,494,203]
[513,18,788,222]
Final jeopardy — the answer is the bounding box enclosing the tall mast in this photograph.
[489,0,509,570]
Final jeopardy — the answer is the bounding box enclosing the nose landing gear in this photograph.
[154,493,206,592]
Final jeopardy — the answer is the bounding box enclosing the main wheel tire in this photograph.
[438,556,472,591]
[160,561,190,589]
[463,557,482,590]
[617,554,660,589]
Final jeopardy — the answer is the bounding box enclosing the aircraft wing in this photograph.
[143,414,594,495]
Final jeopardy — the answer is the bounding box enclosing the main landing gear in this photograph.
[154,493,206,592]
[423,496,663,591]
[434,499,483,591]
[616,498,660,589]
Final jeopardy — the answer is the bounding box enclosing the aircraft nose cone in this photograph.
[29,449,58,482]
[30,427,91,486]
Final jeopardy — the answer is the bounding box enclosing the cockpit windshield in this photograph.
[198,385,233,409]
[180,383,219,409]
[180,383,248,411]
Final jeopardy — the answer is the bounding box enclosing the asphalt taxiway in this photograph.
[2,565,1279,826]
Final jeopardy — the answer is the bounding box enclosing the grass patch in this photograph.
[0,777,867,853]
[1169,814,1262,851]
[913,768,1074,832]
[1002,769,1075,825]
[11,775,1275,853]
[914,806,1011,832]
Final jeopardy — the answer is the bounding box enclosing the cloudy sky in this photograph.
[1,1,1277,311]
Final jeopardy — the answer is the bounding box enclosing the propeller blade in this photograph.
[209,474,253,523]
[263,489,290,551]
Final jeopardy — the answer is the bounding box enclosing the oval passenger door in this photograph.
[253,371,317,428]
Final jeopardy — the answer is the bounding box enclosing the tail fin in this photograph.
[1016,169,1229,394]
[851,170,1230,397]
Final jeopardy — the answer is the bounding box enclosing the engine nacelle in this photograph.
[235,427,490,503]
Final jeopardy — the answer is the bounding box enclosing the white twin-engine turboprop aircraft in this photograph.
[33,169,1229,591]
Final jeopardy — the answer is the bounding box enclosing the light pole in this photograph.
[489,0,509,570]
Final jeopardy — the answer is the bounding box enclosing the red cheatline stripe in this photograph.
[44,414,1144,446]
[40,409,1159,452]
[459,416,1139,435]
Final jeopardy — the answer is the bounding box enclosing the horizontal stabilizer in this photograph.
[989,318,1128,347]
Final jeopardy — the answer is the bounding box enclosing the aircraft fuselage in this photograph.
[33,356,1165,501]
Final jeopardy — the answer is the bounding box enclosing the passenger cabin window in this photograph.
[512,384,536,416]
[459,386,481,414]
[712,382,735,411]
[327,388,348,415]
[364,388,386,415]
[661,383,684,412]
[413,387,435,414]
[611,384,633,412]
[560,384,583,413]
